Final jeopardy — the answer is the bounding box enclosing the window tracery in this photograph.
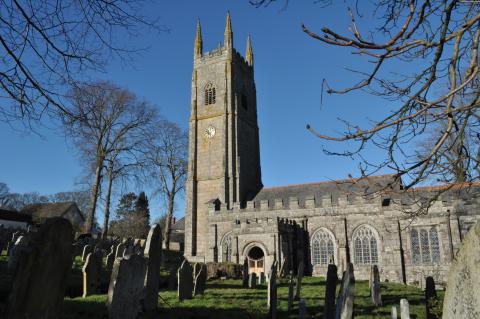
[311,228,335,266]
[410,226,441,264]
[353,225,379,264]
[204,82,216,105]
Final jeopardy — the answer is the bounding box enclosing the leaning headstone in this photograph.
[400,299,410,319]
[7,218,73,319]
[193,262,200,280]
[8,236,29,271]
[259,272,266,284]
[299,299,306,319]
[248,272,257,288]
[294,261,304,301]
[288,271,294,312]
[425,276,438,319]
[325,264,338,319]
[268,261,278,319]
[178,260,193,301]
[391,306,398,319]
[193,264,207,296]
[115,243,125,259]
[82,244,93,261]
[242,258,249,288]
[106,250,115,273]
[371,265,382,306]
[107,254,147,319]
[143,224,162,312]
[335,263,355,319]
[82,251,102,297]
[442,222,480,319]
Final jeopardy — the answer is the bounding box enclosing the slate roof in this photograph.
[171,217,185,231]
[0,208,32,223]
[252,174,400,207]
[21,202,84,222]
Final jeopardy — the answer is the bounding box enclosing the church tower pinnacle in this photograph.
[194,19,203,59]
[224,11,233,49]
[246,34,254,67]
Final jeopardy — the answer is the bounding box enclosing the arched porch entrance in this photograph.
[248,246,265,276]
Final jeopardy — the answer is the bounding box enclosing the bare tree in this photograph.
[144,120,188,249]
[62,81,157,233]
[0,0,163,125]
[255,1,480,192]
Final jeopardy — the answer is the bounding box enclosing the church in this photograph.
[183,13,480,285]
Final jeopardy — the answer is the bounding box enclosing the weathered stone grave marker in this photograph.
[294,260,304,301]
[107,254,147,319]
[268,260,278,319]
[288,271,294,312]
[7,218,73,319]
[325,263,338,319]
[194,263,207,296]
[371,265,382,306]
[425,276,438,319]
[178,259,193,301]
[400,299,410,319]
[299,299,306,319]
[391,306,397,319]
[8,235,29,271]
[242,258,248,288]
[82,244,93,261]
[248,272,257,288]
[335,263,355,319]
[82,250,102,297]
[143,224,162,312]
[115,243,125,259]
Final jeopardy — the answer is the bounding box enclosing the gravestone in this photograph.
[115,243,125,259]
[294,260,304,301]
[107,254,147,319]
[442,222,480,319]
[391,306,398,319]
[7,218,73,319]
[106,250,115,273]
[242,258,249,288]
[371,265,382,306]
[400,299,410,319]
[335,263,355,319]
[82,251,102,297]
[325,264,338,319]
[268,261,278,319]
[143,224,162,312]
[288,271,294,312]
[425,276,438,319]
[168,264,178,290]
[260,272,266,284]
[248,272,257,288]
[82,244,93,261]
[193,262,200,280]
[178,260,193,301]
[8,236,29,271]
[299,299,306,319]
[194,264,207,295]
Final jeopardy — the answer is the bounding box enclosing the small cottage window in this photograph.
[205,83,216,105]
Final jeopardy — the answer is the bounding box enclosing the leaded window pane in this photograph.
[370,237,378,263]
[362,237,371,264]
[411,229,421,265]
[420,229,431,263]
[311,229,335,266]
[429,228,440,263]
[353,225,379,265]
[327,239,334,263]
[355,237,363,264]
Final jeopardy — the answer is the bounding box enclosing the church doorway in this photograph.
[248,246,264,276]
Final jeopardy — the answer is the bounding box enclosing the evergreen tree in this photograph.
[135,191,151,238]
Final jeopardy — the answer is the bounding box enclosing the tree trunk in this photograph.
[102,162,114,239]
[164,193,175,250]
[85,160,103,233]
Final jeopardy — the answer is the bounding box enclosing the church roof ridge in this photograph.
[407,181,480,192]
[261,173,398,191]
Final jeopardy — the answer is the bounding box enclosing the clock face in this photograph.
[205,125,216,139]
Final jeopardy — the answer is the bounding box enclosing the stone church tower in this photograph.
[184,13,262,261]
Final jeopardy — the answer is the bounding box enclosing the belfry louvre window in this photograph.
[311,229,335,266]
[204,83,216,105]
[221,234,232,262]
[353,225,379,265]
[410,227,440,265]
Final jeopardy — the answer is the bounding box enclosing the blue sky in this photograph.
[0,1,404,221]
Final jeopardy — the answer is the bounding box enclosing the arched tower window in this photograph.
[410,226,441,265]
[204,83,216,105]
[311,228,335,266]
[353,225,379,265]
[221,233,232,262]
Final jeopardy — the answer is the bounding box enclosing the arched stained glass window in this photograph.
[204,83,216,105]
[410,226,441,264]
[353,225,379,265]
[311,228,335,266]
[221,233,232,262]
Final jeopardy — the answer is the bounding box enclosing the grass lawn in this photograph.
[62,277,443,319]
